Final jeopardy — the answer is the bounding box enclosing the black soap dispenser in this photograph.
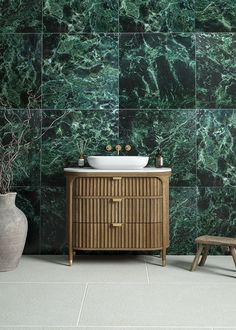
[155,148,163,168]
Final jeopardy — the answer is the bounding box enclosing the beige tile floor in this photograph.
[0,255,235,329]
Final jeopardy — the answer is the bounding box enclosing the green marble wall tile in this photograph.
[0,34,42,109]
[43,0,118,32]
[41,186,66,254]
[1,1,235,255]
[0,109,41,187]
[197,187,236,254]
[119,109,196,186]
[15,188,40,254]
[196,33,236,109]
[196,0,236,32]
[120,33,195,109]
[169,188,197,254]
[43,33,118,110]
[120,0,195,32]
[0,0,42,33]
[42,109,119,186]
[197,110,236,187]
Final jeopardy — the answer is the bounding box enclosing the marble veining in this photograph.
[197,187,236,253]
[0,0,42,33]
[197,110,236,187]
[0,1,235,254]
[170,188,197,254]
[0,109,41,187]
[42,110,119,186]
[120,33,195,109]
[41,186,66,254]
[15,188,41,254]
[119,110,196,186]
[0,34,42,109]
[43,33,118,110]
[196,0,236,32]
[43,0,118,32]
[196,33,236,109]
[120,0,195,32]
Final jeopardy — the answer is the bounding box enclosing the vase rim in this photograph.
[0,192,17,196]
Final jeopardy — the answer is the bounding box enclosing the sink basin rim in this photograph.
[87,156,149,170]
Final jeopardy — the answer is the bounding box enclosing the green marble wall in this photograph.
[0,1,235,254]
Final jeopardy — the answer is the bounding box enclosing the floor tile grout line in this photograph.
[0,280,235,284]
[76,282,88,326]
[145,259,150,284]
[0,325,226,328]
[0,281,149,284]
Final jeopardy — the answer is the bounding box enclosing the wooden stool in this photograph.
[190,235,236,271]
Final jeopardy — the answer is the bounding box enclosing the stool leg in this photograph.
[199,245,209,266]
[190,244,204,271]
[230,246,236,267]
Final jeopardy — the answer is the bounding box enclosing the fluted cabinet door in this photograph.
[66,172,170,252]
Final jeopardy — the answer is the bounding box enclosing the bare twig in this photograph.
[0,109,69,194]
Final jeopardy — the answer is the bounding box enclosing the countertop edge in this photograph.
[64,167,172,173]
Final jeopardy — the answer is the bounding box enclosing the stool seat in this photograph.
[190,235,236,271]
[195,235,236,247]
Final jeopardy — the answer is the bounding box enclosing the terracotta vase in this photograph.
[0,193,28,271]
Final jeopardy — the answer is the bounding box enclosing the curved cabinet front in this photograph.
[73,223,163,249]
[65,170,171,266]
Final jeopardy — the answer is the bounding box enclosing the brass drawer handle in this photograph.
[111,223,123,227]
[112,198,122,203]
[112,177,122,180]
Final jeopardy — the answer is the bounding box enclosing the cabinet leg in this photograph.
[68,249,73,266]
[162,249,166,267]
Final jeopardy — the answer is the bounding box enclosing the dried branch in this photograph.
[0,109,69,194]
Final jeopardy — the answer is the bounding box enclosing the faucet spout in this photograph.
[115,144,122,156]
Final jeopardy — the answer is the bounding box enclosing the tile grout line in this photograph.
[194,29,198,240]
[117,0,120,140]
[0,281,150,284]
[76,282,88,326]
[144,259,150,284]
[0,280,234,284]
[195,30,198,233]
[39,0,43,254]
[0,325,225,328]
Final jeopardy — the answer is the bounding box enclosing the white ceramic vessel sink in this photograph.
[87,156,149,170]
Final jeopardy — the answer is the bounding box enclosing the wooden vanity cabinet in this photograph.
[65,169,171,266]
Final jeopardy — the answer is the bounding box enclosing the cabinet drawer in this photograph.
[121,198,163,223]
[73,177,163,197]
[73,223,163,249]
[72,197,163,223]
[72,198,119,223]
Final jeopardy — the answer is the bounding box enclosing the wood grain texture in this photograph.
[191,235,236,271]
[65,171,171,265]
[72,176,163,197]
[72,197,163,223]
[73,223,163,249]
[195,235,236,246]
